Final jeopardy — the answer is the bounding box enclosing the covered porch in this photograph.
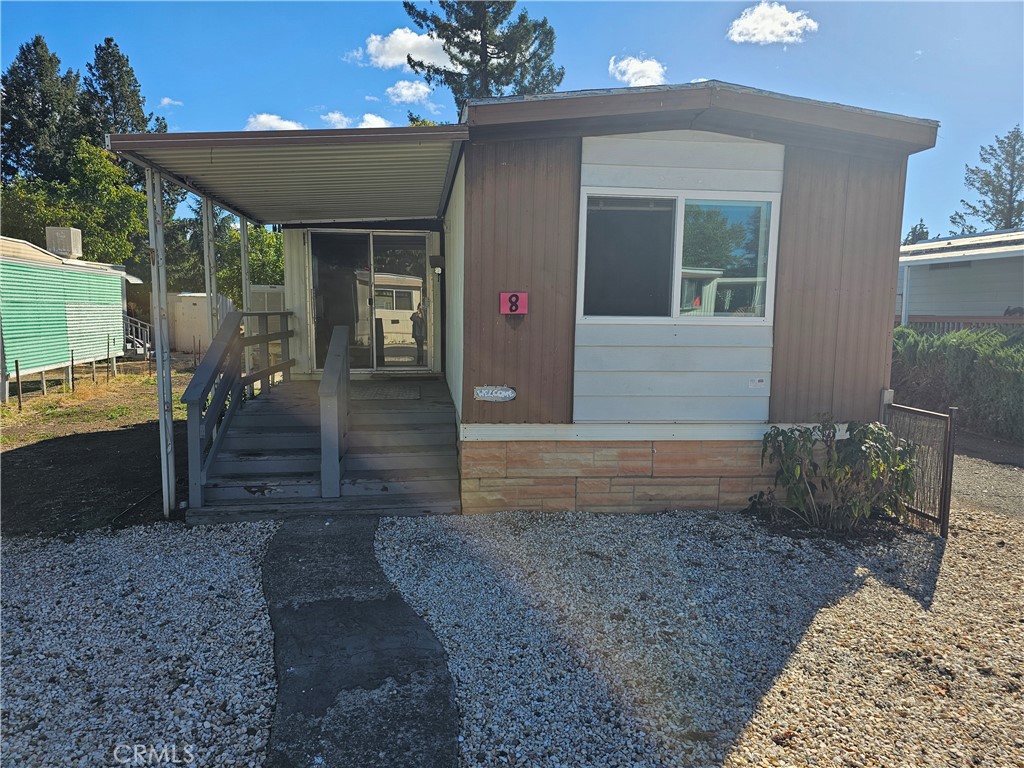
[108,125,467,518]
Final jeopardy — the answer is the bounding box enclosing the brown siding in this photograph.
[461,137,582,424]
[770,146,908,423]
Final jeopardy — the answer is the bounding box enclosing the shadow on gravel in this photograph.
[383,511,950,767]
[0,423,188,537]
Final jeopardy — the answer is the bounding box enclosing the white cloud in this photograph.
[159,97,183,108]
[365,27,449,70]
[727,2,819,45]
[358,113,393,128]
[320,111,353,129]
[342,47,365,65]
[608,56,667,87]
[365,95,380,102]
[385,79,432,105]
[243,113,305,131]
[689,77,710,84]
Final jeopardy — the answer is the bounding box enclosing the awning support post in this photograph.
[202,196,219,345]
[240,218,253,394]
[900,265,910,326]
[145,168,176,517]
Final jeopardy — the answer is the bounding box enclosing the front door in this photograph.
[311,231,430,371]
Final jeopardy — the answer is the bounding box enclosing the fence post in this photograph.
[939,407,958,539]
[15,360,23,411]
[107,337,112,382]
[70,351,75,392]
[40,370,47,396]
[92,359,97,383]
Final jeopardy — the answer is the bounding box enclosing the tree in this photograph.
[0,139,147,266]
[902,218,931,245]
[81,37,151,140]
[403,1,564,113]
[1,35,84,182]
[407,111,439,126]
[681,207,747,273]
[216,223,285,306]
[950,125,1024,234]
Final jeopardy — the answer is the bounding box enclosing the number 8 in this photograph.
[508,293,519,313]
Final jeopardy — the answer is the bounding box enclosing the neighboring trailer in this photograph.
[0,236,132,400]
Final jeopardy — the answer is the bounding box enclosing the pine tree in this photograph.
[0,35,84,182]
[902,218,930,245]
[950,125,1024,234]
[81,37,152,141]
[403,1,565,113]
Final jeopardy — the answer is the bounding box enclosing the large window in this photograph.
[580,190,778,322]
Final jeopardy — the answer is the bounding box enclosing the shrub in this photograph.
[752,418,915,532]
[891,327,1024,442]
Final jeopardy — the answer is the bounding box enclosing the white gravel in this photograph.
[377,508,1024,768]
[1,522,277,767]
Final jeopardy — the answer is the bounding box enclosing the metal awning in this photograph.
[107,125,468,224]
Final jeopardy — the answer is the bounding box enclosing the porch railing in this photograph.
[318,326,350,498]
[124,314,152,359]
[181,310,295,509]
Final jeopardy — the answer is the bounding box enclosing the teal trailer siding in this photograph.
[1,259,124,376]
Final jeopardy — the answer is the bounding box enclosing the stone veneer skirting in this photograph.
[458,440,775,515]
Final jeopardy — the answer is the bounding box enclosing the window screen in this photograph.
[583,197,675,317]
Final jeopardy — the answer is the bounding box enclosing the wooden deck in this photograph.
[187,377,460,524]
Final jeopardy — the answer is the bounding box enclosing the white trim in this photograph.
[576,186,782,326]
[460,422,846,442]
[899,244,1024,266]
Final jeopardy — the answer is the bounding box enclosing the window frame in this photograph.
[576,186,782,326]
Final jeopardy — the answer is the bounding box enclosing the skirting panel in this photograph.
[458,439,774,515]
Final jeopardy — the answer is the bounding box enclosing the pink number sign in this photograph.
[499,292,528,315]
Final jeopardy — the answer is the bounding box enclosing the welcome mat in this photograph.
[351,383,421,401]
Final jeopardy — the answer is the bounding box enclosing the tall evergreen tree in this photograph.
[81,37,151,142]
[403,1,564,113]
[0,35,84,182]
[902,218,931,245]
[950,125,1024,234]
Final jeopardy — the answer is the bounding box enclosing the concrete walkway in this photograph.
[261,516,459,768]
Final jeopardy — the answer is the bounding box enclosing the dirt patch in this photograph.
[1,358,193,536]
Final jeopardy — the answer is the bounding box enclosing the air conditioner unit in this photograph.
[46,227,84,259]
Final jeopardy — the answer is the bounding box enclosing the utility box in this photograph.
[45,227,84,259]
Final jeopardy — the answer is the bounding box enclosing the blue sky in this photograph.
[2,1,1022,237]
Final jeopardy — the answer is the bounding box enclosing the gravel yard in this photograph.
[1,522,277,767]
[378,506,1024,768]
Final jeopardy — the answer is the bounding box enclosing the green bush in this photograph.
[752,418,916,532]
[891,327,1024,442]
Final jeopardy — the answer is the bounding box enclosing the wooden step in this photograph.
[203,474,322,502]
[221,429,319,451]
[208,450,321,477]
[231,413,322,429]
[343,451,457,472]
[340,477,460,498]
[342,466,460,482]
[349,409,455,427]
[346,427,456,450]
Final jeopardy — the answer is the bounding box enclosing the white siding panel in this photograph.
[283,229,312,374]
[444,161,466,419]
[575,371,770,397]
[581,165,783,193]
[575,345,772,372]
[574,396,769,423]
[575,323,773,348]
[574,130,782,425]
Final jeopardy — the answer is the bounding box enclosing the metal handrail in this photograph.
[318,326,350,498]
[182,310,295,508]
[124,314,152,358]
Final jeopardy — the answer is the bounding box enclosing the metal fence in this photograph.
[884,404,957,537]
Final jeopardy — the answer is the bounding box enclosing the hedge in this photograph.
[891,326,1024,442]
